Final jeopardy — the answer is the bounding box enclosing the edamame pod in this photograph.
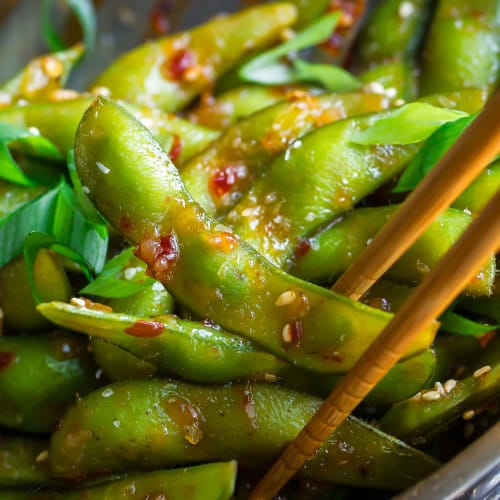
[39,302,283,384]
[0,333,99,432]
[0,462,236,500]
[0,97,219,164]
[419,0,500,95]
[39,300,434,404]
[92,3,298,111]
[181,90,388,218]
[75,98,436,374]
[0,45,83,105]
[379,338,500,444]
[49,379,440,488]
[0,252,71,333]
[289,205,495,295]
[0,436,51,487]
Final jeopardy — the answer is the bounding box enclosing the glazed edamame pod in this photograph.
[38,301,433,404]
[0,97,219,163]
[419,0,500,95]
[452,159,500,215]
[0,436,51,487]
[92,3,298,112]
[0,44,83,105]
[181,91,388,218]
[289,205,495,295]
[379,338,500,444]
[75,98,436,374]
[355,0,433,100]
[0,333,99,433]
[0,251,71,333]
[188,84,307,130]
[223,110,421,267]
[0,462,236,500]
[38,302,285,383]
[49,379,440,487]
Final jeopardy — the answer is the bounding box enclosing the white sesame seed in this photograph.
[434,381,445,395]
[410,391,422,401]
[394,98,406,106]
[281,324,292,343]
[473,365,492,378]
[264,373,278,383]
[101,388,114,398]
[28,127,41,136]
[113,419,121,428]
[275,290,297,307]
[70,297,87,308]
[444,379,457,393]
[462,409,475,420]
[35,450,49,463]
[385,87,398,99]
[363,81,385,95]
[96,161,110,174]
[422,390,441,401]
[398,1,415,19]
[82,186,90,194]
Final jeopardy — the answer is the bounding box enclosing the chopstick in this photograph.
[250,89,500,499]
[332,88,500,300]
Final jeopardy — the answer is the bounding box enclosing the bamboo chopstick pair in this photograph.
[250,87,500,499]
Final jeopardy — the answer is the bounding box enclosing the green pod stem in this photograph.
[90,338,158,381]
[419,0,500,95]
[0,462,236,500]
[181,91,388,218]
[75,98,436,374]
[0,333,99,433]
[289,205,495,295]
[453,159,500,215]
[38,302,286,384]
[0,436,51,487]
[0,45,83,105]
[0,252,71,333]
[0,97,219,164]
[379,344,500,445]
[38,301,433,405]
[49,379,440,487]
[92,3,298,112]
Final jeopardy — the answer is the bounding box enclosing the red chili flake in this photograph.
[168,134,182,163]
[136,233,179,282]
[478,330,496,348]
[210,166,238,197]
[322,352,344,363]
[0,352,14,371]
[124,320,165,338]
[150,0,172,36]
[294,238,311,258]
[166,48,195,80]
